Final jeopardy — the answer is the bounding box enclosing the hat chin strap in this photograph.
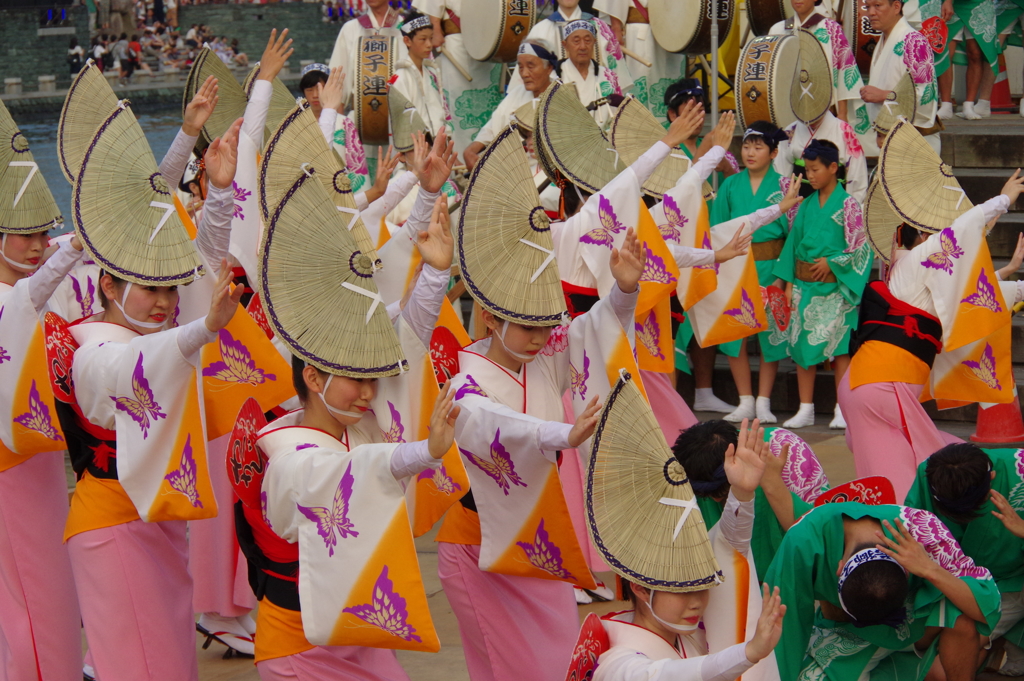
[0,234,40,272]
[318,374,367,422]
[494,320,537,362]
[113,282,167,331]
[643,591,700,634]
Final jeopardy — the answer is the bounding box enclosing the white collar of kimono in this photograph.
[257,416,348,460]
[70,318,140,347]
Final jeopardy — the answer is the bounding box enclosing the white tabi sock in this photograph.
[756,396,777,424]
[783,403,815,429]
[937,101,954,119]
[694,388,735,413]
[724,395,756,422]
[830,403,847,429]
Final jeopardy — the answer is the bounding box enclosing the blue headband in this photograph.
[562,19,596,40]
[837,548,908,629]
[803,139,840,166]
[519,41,558,68]
[689,463,728,496]
[301,62,330,78]
[401,16,432,35]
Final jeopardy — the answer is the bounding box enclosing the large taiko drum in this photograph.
[463,0,537,63]
[746,0,794,37]
[855,0,883,75]
[649,0,734,56]
[355,33,396,147]
[736,34,798,130]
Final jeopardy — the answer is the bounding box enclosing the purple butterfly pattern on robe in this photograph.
[202,329,277,385]
[580,195,626,249]
[569,351,590,400]
[297,461,359,556]
[260,490,272,528]
[659,195,686,244]
[516,519,575,581]
[14,380,63,442]
[724,289,761,330]
[0,346,10,365]
[111,353,166,439]
[921,228,964,275]
[454,375,488,401]
[71,274,96,319]
[417,463,463,495]
[962,343,1002,392]
[640,246,677,285]
[232,181,251,221]
[296,443,317,450]
[461,429,527,495]
[343,566,423,642]
[382,401,406,443]
[695,232,720,273]
[164,434,202,507]
[960,269,1003,313]
[635,311,664,360]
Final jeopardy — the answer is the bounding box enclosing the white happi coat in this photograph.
[869,17,939,153]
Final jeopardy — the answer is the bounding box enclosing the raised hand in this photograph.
[183,75,219,137]
[428,381,461,459]
[779,174,804,214]
[318,65,345,113]
[568,396,603,448]
[708,110,736,150]
[760,441,788,488]
[724,418,767,501]
[609,227,645,294]
[415,127,457,194]
[745,585,786,663]
[713,224,752,263]
[415,196,454,271]
[991,489,1024,539]
[258,28,294,83]
[662,99,704,148]
[364,145,400,204]
[1001,169,1024,206]
[205,117,242,190]
[205,259,245,333]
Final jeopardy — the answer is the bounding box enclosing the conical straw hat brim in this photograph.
[258,169,406,378]
[611,96,690,199]
[537,81,623,193]
[58,60,121,183]
[512,100,537,134]
[790,29,833,124]
[878,118,972,232]
[458,123,566,326]
[186,48,248,145]
[873,73,917,136]
[865,178,906,265]
[388,86,428,153]
[0,100,63,233]
[260,102,381,267]
[73,104,202,285]
[587,371,722,593]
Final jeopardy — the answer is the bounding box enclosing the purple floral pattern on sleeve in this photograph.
[899,507,992,580]
[843,197,866,253]
[827,19,857,70]
[595,18,624,60]
[768,428,828,503]
[903,32,936,85]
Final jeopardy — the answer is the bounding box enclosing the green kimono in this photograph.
[947,0,999,74]
[712,168,792,364]
[905,447,1024,646]
[997,0,1024,49]
[772,184,872,369]
[765,502,1001,681]
[695,427,827,581]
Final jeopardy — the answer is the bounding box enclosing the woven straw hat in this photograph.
[260,100,381,268]
[243,64,298,142]
[58,59,120,183]
[790,29,833,125]
[536,81,623,193]
[873,73,916,136]
[878,118,972,232]
[387,85,428,153]
[457,123,566,326]
[258,166,406,378]
[0,101,63,234]
[72,102,203,285]
[184,48,248,146]
[609,96,715,201]
[512,99,538,135]
[587,371,723,593]
[864,177,906,265]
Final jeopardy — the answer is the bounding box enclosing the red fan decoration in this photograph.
[921,17,948,55]
[564,613,610,681]
[226,397,269,509]
[814,477,896,507]
[763,285,791,331]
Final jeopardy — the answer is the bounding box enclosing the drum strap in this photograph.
[445,8,462,30]
[630,0,650,22]
[787,12,825,31]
